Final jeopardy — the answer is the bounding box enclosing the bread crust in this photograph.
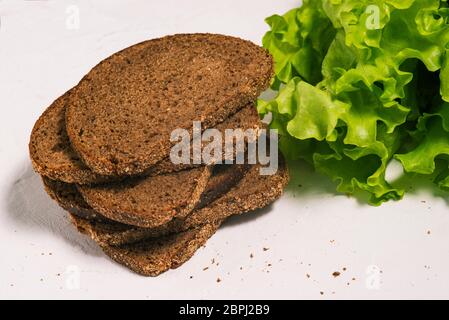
[29,92,110,185]
[31,98,260,184]
[77,166,213,228]
[65,34,273,176]
[43,164,248,245]
[70,158,289,277]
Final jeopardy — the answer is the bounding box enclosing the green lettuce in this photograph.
[260,0,449,205]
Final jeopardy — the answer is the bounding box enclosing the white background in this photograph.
[1,0,449,300]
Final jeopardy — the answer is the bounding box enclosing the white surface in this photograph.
[1,0,449,300]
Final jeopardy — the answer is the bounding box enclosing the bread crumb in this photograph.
[203,267,209,271]
[320,291,324,296]
[250,253,254,259]
[263,247,270,252]
[306,274,311,279]
[332,272,341,278]
[217,278,222,283]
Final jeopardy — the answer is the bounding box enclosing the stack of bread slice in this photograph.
[29,34,289,276]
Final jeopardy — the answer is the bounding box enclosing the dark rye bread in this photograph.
[69,158,289,276]
[100,222,221,277]
[42,177,100,220]
[193,165,248,210]
[72,157,289,247]
[149,105,262,176]
[180,157,289,227]
[65,34,273,177]
[30,94,260,185]
[68,165,248,246]
[71,215,221,277]
[42,165,247,246]
[29,92,109,185]
[77,166,212,228]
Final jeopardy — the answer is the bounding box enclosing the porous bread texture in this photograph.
[29,33,280,277]
[77,166,213,228]
[77,158,289,247]
[29,92,109,185]
[148,105,262,176]
[42,177,100,220]
[42,165,247,245]
[66,33,273,176]
[70,215,221,277]
[30,94,260,184]
[69,157,289,277]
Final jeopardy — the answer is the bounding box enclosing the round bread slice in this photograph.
[31,95,260,185]
[77,220,221,277]
[148,105,262,176]
[42,177,101,220]
[29,92,109,185]
[77,166,213,228]
[182,156,289,227]
[71,156,289,247]
[68,165,248,246]
[43,164,247,246]
[70,158,289,276]
[65,33,273,176]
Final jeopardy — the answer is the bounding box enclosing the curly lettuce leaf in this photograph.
[263,0,336,86]
[396,104,449,176]
[260,0,449,204]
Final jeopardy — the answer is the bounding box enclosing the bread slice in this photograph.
[70,158,289,276]
[148,105,262,176]
[42,177,101,220]
[180,157,289,227]
[77,166,212,228]
[42,164,247,246]
[72,157,289,247]
[65,34,273,177]
[29,92,109,185]
[31,95,260,185]
[71,217,221,277]
[67,165,247,246]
